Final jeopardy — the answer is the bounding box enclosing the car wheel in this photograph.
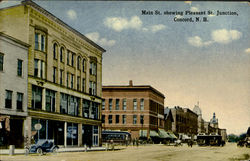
[52,147,58,154]
[37,148,43,155]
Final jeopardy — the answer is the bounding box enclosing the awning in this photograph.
[167,131,177,139]
[150,130,159,137]
[158,129,171,139]
[139,130,147,137]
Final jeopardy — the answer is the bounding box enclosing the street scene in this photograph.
[1,143,250,161]
[0,0,249,160]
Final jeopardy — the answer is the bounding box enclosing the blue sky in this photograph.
[1,1,249,135]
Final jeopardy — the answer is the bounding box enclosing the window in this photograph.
[71,74,74,89]
[82,99,90,118]
[60,47,64,62]
[34,59,44,78]
[82,59,85,72]
[53,43,57,59]
[133,115,137,124]
[16,92,23,110]
[116,115,119,124]
[108,115,112,124]
[115,99,119,110]
[67,51,70,65]
[60,93,79,116]
[89,81,96,95]
[17,59,23,76]
[140,99,144,110]
[53,67,56,83]
[102,115,105,123]
[90,62,97,75]
[71,53,74,66]
[5,90,12,108]
[77,76,80,91]
[133,99,137,110]
[140,115,144,124]
[41,35,45,51]
[32,85,42,109]
[0,53,3,71]
[46,89,56,112]
[122,115,126,124]
[60,70,63,85]
[109,99,112,110]
[66,73,69,87]
[82,78,85,92]
[77,56,81,70]
[35,32,46,51]
[102,99,105,110]
[122,99,126,110]
[35,33,39,50]
[34,59,38,77]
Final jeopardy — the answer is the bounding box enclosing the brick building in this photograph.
[0,0,105,147]
[171,106,198,138]
[102,81,165,140]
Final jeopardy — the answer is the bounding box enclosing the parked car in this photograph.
[28,139,59,155]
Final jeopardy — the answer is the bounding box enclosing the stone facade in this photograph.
[0,0,105,147]
[0,33,29,148]
[102,81,165,139]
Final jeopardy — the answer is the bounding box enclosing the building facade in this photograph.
[193,103,205,134]
[0,0,105,147]
[171,106,198,138]
[0,33,29,148]
[102,81,165,140]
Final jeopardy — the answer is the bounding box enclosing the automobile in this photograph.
[27,139,59,155]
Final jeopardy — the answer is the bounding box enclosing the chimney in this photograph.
[129,80,133,86]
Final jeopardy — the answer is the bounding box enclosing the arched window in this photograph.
[77,56,81,70]
[53,43,58,59]
[60,47,64,62]
[82,59,85,72]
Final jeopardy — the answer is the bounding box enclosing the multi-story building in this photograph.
[171,106,198,138]
[0,0,105,147]
[102,80,165,140]
[0,33,29,148]
[193,103,205,134]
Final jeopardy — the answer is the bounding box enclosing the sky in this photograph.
[0,1,249,135]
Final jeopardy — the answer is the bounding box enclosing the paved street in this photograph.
[0,143,249,161]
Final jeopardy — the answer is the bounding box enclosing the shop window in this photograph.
[67,123,78,146]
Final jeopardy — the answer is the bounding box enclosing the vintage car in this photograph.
[28,139,59,155]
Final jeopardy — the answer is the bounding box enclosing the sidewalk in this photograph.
[0,146,107,155]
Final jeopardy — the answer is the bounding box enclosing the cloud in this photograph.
[104,16,142,32]
[151,24,166,33]
[245,48,250,54]
[188,29,242,47]
[67,9,77,20]
[190,7,199,12]
[187,36,213,47]
[85,32,116,47]
[211,29,242,44]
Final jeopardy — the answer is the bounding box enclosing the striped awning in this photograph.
[167,131,177,139]
[158,129,171,139]
[150,130,159,137]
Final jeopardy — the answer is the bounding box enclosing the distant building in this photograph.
[171,106,198,138]
[0,33,29,148]
[193,103,205,134]
[102,80,165,140]
[164,107,173,131]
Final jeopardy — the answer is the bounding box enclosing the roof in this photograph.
[20,0,106,52]
[164,108,174,122]
[0,32,30,48]
[102,85,165,98]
